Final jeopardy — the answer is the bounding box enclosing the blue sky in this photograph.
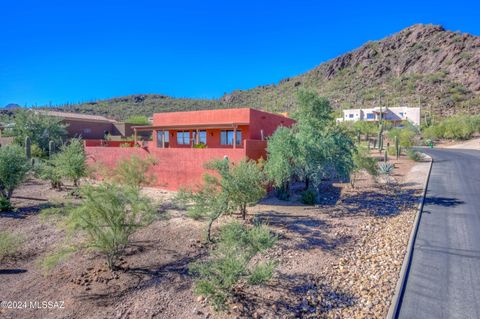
[1,0,479,107]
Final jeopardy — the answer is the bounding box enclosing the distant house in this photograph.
[85,108,295,190]
[39,110,139,140]
[336,107,421,126]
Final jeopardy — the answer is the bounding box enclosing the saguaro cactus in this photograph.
[395,136,400,160]
[377,124,384,152]
[25,136,31,159]
[384,150,388,162]
[49,140,55,158]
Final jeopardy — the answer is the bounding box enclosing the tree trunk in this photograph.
[241,204,247,220]
[207,218,214,242]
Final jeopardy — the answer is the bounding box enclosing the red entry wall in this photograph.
[86,146,251,190]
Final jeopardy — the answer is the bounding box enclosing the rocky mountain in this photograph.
[3,103,20,109]
[55,24,480,120]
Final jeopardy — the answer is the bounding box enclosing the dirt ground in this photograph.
[0,155,425,319]
[436,137,480,150]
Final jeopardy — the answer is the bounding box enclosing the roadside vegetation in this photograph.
[265,91,355,202]
[0,230,23,261]
[0,145,30,211]
[422,114,480,140]
[190,221,277,310]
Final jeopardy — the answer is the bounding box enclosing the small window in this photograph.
[83,128,92,134]
[366,113,375,120]
[177,131,190,145]
[349,114,354,118]
[220,130,242,145]
[198,130,207,144]
[157,130,169,148]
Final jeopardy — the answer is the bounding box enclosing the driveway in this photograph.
[397,148,480,318]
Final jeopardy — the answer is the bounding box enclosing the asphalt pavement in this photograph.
[397,148,480,319]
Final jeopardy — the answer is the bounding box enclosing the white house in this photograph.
[337,106,421,126]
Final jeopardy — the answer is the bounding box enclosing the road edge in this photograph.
[386,154,433,319]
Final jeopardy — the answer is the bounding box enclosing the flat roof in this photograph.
[133,122,250,131]
[38,110,117,123]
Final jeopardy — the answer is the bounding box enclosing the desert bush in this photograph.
[353,120,378,135]
[422,115,480,140]
[190,222,277,310]
[109,155,157,189]
[125,115,150,125]
[66,183,155,269]
[350,147,378,188]
[178,175,231,241]
[207,159,266,220]
[387,125,417,148]
[407,149,423,162]
[179,158,265,241]
[0,145,30,210]
[248,260,277,285]
[0,231,22,261]
[35,159,63,190]
[12,109,67,153]
[51,139,86,187]
[300,189,316,205]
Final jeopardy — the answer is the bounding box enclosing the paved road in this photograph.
[397,148,480,319]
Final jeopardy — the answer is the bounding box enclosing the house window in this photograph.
[177,131,190,145]
[366,113,375,120]
[198,130,207,144]
[349,114,354,118]
[83,128,92,134]
[156,130,169,148]
[191,130,207,145]
[220,130,242,145]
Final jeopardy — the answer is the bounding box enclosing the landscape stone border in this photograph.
[386,154,434,319]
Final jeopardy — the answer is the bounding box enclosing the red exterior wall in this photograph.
[248,109,295,139]
[86,146,248,190]
[152,108,251,127]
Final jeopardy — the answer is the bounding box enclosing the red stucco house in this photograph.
[85,108,295,190]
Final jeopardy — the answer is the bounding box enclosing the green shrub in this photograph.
[109,155,157,189]
[182,159,266,241]
[422,115,480,140]
[350,146,378,188]
[66,183,155,269]
[125,115,150,125]
[214,159,266,220]
[35,159,63,190]
[0,231,22,260]
[248,260,276,285]
[51,139,87,187]
[407,149,423,162]
[387,146,397,156]
[12,109,67,153]
[387,126,417,148]
[300,189,316,205]
[0,145,30,210]
[190,222,277,310]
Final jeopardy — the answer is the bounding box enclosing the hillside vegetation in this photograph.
[52,24,480,120]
